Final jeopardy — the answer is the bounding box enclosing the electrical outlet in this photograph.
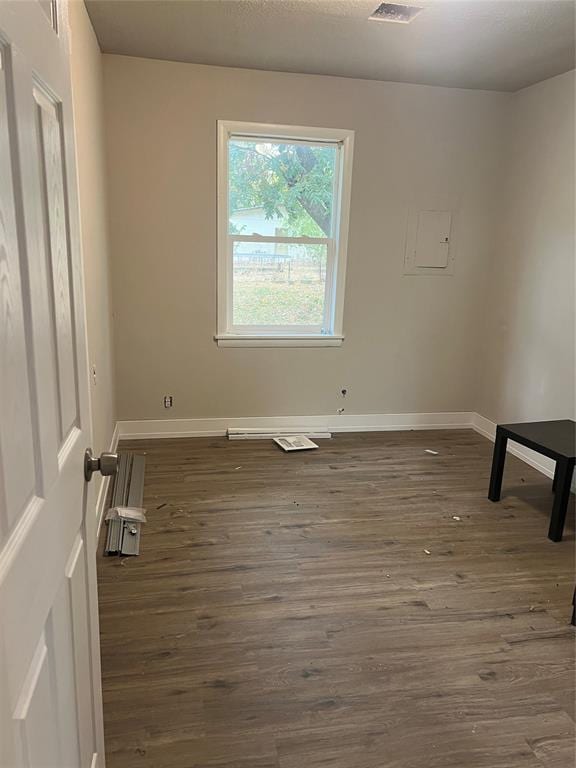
[163,395,173,408]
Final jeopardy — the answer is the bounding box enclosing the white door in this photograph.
[0,1,105,766]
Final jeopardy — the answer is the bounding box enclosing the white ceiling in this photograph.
[85,0,576,92]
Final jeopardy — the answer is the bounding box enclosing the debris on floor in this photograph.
[424,549,431,555]
[106,506,147,524]
[425,449,439,455]
[452,515,462,521]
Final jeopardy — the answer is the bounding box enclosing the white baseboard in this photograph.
[117,411,476,439]
[95,422,120,540]
[112,412,567,489]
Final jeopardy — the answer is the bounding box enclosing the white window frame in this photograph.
[216,121,354,348]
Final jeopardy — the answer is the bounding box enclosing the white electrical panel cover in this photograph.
[404,210,454,275]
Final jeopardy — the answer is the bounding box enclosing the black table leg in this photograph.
[548,458,575,542]
[488,427,508,502]
[552,462,560,492]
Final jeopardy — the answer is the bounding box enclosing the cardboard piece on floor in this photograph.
[274,435,319,452]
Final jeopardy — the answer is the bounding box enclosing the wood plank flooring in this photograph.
[97,430,575,768]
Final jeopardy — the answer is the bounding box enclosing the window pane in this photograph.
[228,138,337,238]
[232,241,328,327]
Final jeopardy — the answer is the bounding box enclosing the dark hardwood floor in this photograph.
[97,430,575,768]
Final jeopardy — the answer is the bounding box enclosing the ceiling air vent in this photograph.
[369,3,424,23]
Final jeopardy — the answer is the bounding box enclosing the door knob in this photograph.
[84,448,119,482]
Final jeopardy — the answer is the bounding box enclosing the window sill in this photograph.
[214,334,344,348]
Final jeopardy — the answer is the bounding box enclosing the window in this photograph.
[216,121,354,347]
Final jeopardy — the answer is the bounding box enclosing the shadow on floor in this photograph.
[502,482,575,541]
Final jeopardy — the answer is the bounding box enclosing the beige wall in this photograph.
[477,70,575,424]
[69,2,116,453]
[103,55,509,421]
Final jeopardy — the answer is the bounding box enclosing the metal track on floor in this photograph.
[104,452,146,556]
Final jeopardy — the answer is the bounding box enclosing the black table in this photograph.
[488,419,576,542]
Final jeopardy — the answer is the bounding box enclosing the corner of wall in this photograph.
[473,69,575,426]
